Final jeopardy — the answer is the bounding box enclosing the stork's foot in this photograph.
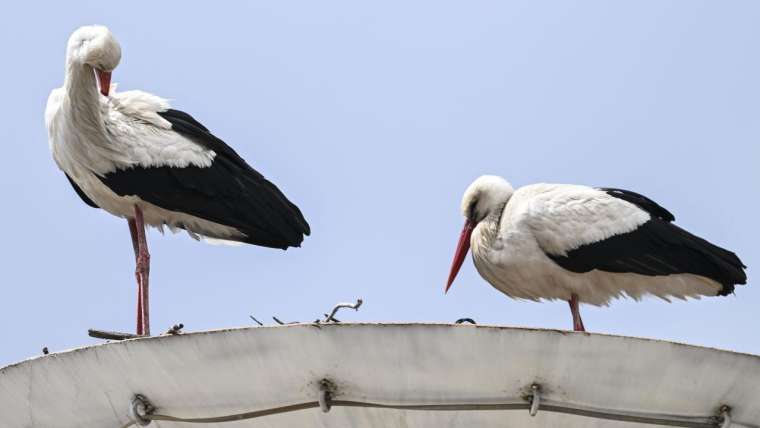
[568,294,586,332]
[573,316,585,332]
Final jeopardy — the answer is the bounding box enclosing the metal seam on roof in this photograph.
[123,391,733,427]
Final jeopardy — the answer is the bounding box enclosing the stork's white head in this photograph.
[446,175,514,293]
[460,175,514,224]
[66,25,121,96]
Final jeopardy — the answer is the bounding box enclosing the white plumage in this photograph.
[46,86,238,239]
[446,175,746,331]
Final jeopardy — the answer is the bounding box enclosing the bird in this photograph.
[45,26,310,336]
[445,175,747,331]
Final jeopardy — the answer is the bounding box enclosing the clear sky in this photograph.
[1,1,757,367]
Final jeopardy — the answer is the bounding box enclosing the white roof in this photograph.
[1,323,758,427]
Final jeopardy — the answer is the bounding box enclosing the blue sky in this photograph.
[0,1,757,366]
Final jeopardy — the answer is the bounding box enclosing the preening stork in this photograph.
[45,26,310,336]
[446,176,747,331]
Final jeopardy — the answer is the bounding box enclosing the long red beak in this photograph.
[445,220,475,293]
[95,70,111,96]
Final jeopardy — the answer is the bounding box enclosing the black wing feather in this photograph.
[98,109,310,249]
[65,173,99,208]
[548,189,746,295]
[599,187,675,221]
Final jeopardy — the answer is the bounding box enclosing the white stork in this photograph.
[45,26,310,336]
[446,175,747,331]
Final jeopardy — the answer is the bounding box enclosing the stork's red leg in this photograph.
[128,219,140,257]
[128,219,143,335]
[131,206,151,336]
[568,294,585,332]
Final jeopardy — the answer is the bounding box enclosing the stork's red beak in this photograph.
[445,220,475,293]
[95,70,111,96]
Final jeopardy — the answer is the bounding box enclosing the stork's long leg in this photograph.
[127,219,143,335]
[568,294,585,332]
[128,219,140,258]
[130,206,151,336]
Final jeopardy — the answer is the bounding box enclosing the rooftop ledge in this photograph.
[2,323,758,427]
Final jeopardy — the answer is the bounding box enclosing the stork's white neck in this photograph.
[65,61,98,100]
[62,61,106,137]
[475,209,504,247]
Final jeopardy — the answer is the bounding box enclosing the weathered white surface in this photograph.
[1,323,758,427]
